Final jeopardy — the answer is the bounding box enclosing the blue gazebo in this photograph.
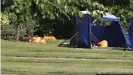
[70,11,132,50]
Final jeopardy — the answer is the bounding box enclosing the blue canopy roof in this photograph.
[81,11,120,21]
[103,15,120,21]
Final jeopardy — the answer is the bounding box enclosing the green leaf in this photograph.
[57,0,61,5]
[25,16,28,20]
[41,4,44,9]
[11,5,15,9]
[15,9,20,13]
[36,0,39,4]
[49,14,55,19]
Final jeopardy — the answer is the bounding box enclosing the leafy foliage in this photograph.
[1,24,16,40]
[97,0,133,31]
[1,11,9,25]
[1,0,133,41]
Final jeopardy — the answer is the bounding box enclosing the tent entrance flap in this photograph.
[70,14,91,48]
[129,17,133,50]
[91,21,131,47]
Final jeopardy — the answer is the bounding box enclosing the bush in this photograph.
[1,24,16,40]
[1,23,34,41]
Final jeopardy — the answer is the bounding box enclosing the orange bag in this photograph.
[44,36,56,41]
[35,37,41,43]
[98,40,108,48]
[39,39,46,44]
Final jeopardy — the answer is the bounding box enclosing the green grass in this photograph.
[1,40,133,75]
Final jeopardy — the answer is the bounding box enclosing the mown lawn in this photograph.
[1,40,133,75]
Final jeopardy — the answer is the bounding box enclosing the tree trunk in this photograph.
[16,25,20,41]
[130,0,133,10]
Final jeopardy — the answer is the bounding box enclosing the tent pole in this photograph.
[58,32,79,47]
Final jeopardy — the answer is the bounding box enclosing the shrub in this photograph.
[1,24,16,40]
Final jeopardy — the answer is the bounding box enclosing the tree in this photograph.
[130,0,133,10]
[2,0,132,40]
[1,0,35,41]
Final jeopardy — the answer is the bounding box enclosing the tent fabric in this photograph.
[92,21,131,47]
[70,15,90,48]
[91,32,99,45]
[103,13,119,21]
[117,20,131,48]
[70,14,131,49]
[129,17,133,50]
[79,15,90,47]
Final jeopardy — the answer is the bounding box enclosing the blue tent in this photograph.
[70,14,90,48]
[70,14,132,49]
[129,17,133,50]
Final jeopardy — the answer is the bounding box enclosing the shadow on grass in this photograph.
[96,73,133,75]
[47,72,92,75]
[58,43,132,51]
[47,72,133,75]
[110,47,132,51]
[2,69,133,75]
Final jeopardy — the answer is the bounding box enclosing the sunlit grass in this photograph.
[1,40,133,75]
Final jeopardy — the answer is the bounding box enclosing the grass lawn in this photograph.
[1,40,133,75]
